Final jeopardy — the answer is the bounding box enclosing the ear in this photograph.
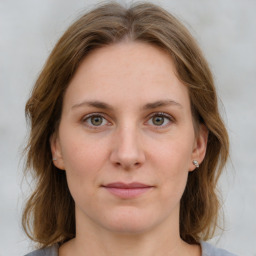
[189,124,208,171]
[50,133,65,170]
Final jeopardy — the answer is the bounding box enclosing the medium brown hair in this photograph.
[23,2,229,247]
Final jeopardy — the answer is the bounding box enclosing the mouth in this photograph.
[101,182,154,199]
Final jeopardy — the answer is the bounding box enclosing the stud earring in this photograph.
[53,158,57,161]
[192,160,199,168]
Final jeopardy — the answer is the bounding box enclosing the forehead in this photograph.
[74,41,175,81]
[63,41,190,111]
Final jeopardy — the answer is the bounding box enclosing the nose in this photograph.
[110,126,146,170]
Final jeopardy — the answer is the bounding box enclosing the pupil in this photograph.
[153,116,164,125]
[92,116,102,126]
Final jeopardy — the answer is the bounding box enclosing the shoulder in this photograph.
[201,241,238,256]
[24,244,59,256]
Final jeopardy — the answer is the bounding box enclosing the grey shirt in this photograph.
[25,241,237,256]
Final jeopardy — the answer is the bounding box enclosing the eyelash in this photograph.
[82,112,174,129]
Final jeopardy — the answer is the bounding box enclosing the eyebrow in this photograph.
[72,100,114,111]
[142,100,183,110]
[71,99,182,111]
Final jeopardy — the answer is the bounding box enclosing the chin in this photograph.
[99,207,161,234]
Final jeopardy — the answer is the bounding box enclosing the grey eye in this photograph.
[90,116,103,126]
[152,116,165,126]
[84,114,108,127]
[147,113,172,127]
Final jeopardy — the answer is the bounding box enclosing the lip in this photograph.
[101,182,154,199]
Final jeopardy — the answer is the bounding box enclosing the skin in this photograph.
[51,41,208,256]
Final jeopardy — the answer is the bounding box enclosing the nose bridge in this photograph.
[110,122,145,169]
[119,124,139,153]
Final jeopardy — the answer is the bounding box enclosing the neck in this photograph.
[59,210,200,256]
[75,231,182,256]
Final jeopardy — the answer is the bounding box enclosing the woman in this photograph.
[23,2,237,256]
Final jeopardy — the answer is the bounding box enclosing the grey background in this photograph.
[1,0,255,255]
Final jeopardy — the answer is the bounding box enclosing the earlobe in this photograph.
[189,124,208,171]
[50,133,65,170]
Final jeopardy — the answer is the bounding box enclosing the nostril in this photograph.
[113,160,141,169]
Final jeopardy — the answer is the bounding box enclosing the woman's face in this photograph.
[51,41,207,235]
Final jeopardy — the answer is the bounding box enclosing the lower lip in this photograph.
[103,187,153,199]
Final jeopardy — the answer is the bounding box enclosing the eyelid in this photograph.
[82,112,106,119]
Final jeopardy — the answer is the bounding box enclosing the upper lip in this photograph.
[102,182,153,189]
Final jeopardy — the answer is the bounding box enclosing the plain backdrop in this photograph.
[0,0,255,255]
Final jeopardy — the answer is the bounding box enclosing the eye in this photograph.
[82,114,109,128]
[147,112,173,127]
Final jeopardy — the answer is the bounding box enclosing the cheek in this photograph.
[153,134,194,194]
[61,140,105,207]
[60,126,105,172]
[58,129,109,195]
[156,136,194,173]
